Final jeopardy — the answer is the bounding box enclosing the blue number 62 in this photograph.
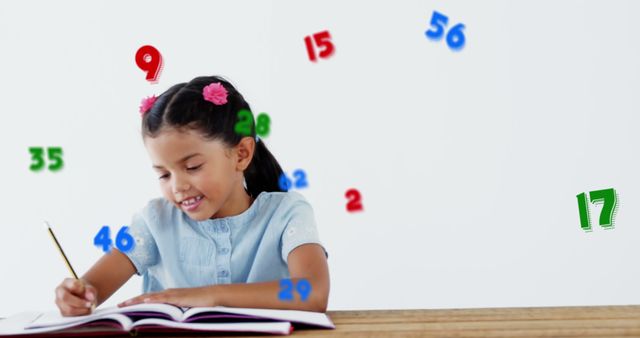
[425,11,449,40]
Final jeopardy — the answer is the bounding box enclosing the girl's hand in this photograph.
[118,286,217,308]
[55,278,98,316]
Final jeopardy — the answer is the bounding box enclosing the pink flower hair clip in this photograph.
[202,82,228,105]
[139,95,157,116]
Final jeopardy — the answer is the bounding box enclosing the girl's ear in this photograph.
[234,137,255,171]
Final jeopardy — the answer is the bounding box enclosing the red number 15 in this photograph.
[304,30,335,62]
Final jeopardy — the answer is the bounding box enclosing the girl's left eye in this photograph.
[187,164,203,171]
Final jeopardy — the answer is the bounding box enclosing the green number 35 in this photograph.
[29,147,64,172]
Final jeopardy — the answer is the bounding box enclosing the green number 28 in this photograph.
[234,109,271,138]
[29,147,64,172]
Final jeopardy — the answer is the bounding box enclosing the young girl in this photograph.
[54,76,330,316]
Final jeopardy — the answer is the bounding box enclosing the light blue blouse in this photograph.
[123,191,325,293]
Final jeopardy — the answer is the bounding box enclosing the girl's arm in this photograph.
[82,249,137,306]
[120,243,330,312]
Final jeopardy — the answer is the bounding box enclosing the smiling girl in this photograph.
[54,76,329,315]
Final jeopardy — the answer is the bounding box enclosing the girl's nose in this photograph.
[174,186,189,194]
[172,178,190,194]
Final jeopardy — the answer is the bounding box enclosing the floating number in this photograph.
[135,45,163,82]
[93,226,112,253]
[94,226,135,253]
[28,147,45,171]
[425,11,466,51]
[296,279,312,301]
[304,30,335,62]
[47,147,63,171]
[234,110,271,138]
[279,170,308,191]
[278,278,312,302]
[304,36,315,61]
[425,11,448,40]
[279,172,293,191]
[345,188,364,212]
[256,114,271,137]
[589,189,618,228]
[29,147,64,172]
[292,169,308,188]
[278,279,294,301]
[235,109,253,136]
[577,192,590,230]
[115,226,134,252]
[446,23,466,50]
[577,188,618,231]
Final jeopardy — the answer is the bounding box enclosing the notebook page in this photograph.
[183,307,334,328]
[26,303,183,329]
[132,318,292,335]
[0,312,131,336]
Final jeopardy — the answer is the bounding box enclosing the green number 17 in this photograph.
[577,188,618,232]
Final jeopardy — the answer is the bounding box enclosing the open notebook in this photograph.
[0,303,334,336]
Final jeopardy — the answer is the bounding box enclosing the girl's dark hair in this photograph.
[142,75,285,198]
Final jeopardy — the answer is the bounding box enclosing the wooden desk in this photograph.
[294,305,640,337]
[112,305,640,337]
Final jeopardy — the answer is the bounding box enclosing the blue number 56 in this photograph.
[425,10,466,50]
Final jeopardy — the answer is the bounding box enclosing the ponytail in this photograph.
[244,139,285,198]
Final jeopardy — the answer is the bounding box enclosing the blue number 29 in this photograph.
[278,278,312,302]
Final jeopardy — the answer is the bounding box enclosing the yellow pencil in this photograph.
[44,221,79,279]
[44,221,95,312]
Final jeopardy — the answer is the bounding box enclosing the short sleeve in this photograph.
[122,209,160,276]
[280,194,327,263]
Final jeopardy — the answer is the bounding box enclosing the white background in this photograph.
[1,0,639,317]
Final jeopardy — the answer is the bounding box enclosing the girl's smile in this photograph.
[180,195,204,212]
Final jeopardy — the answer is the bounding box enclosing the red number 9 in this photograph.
[135,45,163,82]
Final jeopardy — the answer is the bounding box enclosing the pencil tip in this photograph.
[43,220,51,229]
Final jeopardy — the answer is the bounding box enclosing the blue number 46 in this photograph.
[94,225,135,253]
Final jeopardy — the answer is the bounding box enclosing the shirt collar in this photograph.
[194,191,264,228]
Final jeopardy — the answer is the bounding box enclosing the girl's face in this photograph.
[144,127,255,220]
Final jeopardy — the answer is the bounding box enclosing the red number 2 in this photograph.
[345,188,363,212]
[304,30,335,62]
[135,45,163,82]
